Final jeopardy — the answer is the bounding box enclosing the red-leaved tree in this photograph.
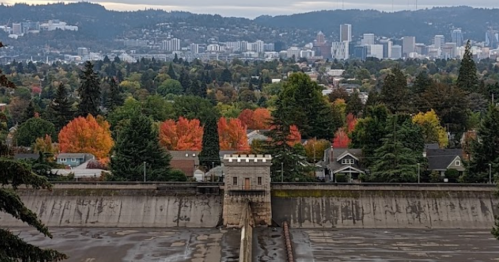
[238,109,254,128]
[159,117,203,151]
[332,128,350,148]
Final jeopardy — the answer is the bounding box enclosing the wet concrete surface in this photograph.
[292,229,499,262]
[12,228,240,262]
[252,227,287,262]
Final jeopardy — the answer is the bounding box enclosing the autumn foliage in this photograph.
[332,113,357,148]
[58,115,114,161]
[333,128,350,148]
[287,125,302,146]
[33,134,58,156]
[346,113,358,132]
[218,117,250,151]
[159,117,203,151]
[238,108,272,130]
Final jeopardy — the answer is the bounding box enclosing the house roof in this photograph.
[426,149,463,171]
[57,153,95,159]
[328,148,364,172]
[170,151,200,161]
[333,148,362,160]
[14,153,39,160]
[333,165,365,174]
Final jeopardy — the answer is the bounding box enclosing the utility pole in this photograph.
[417,163,420,184]
[143,161,146,182]
[281,161,284,182]
[490,164,492,184]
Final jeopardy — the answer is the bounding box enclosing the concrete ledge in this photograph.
[272,183,496,192]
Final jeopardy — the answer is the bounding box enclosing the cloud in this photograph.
[5,0,498,18]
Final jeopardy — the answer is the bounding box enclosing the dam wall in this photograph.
[2,182,498,229]
[271,183,498,229]
[1,183,223,228]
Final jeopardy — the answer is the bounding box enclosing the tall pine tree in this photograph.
[77,61,101,117]
[457,40,478,93]
[167,63,177,80]
[49,83,73,132]
[109,112,172,181]
[380,67,410,113]
[465,104,499,183]
[106,78,123,111]
[368,115,421,182]
[199,114,221,169]
[263,95,311,181]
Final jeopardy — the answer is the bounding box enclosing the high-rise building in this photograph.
[12,23,22,35]
[402,36,416,57]
[451,29,464,47]
[331,42,349,60]
[391,45,402,59]
[77,47,89,57]
[264,43,275,52]
[361,33,375,46]
[434,35,445,49]
[353,45,368,60]
[161,38,181,52]
[442,42,457,59]
[189,43,199,54]
[369,44,384,59]
[485,29,498,49]
[255,40,265,54]
[379,39,392,59]
[340,24,352,42]
[316,31,326,46]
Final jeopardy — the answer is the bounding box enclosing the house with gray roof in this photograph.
[425,149,465,176]
[324,147,366,182]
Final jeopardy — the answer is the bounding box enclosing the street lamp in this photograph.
[417,163,420,184]
[489,163,492,184]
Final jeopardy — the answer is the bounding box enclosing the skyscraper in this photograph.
[434,35,445,49]
[340,24,352,42]
[485,29,498,49]
[361,33,375,46]
[331,42,349,60]
[451,29,464,47]
[379,39,392,59]
[316,31,326,46]
[402,36,416,57]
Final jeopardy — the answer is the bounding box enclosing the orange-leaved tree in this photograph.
[58,114,114,161]
[159,117,203,151]
[251,108,272,129]
[218,117,250,151]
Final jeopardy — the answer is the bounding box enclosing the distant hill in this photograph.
[0,3,498,44]
[254,6,499,43]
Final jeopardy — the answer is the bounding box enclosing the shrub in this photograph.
[445,169,460,183]
[335,173,348,182]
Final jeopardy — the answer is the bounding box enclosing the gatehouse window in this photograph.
[233,177,238,185]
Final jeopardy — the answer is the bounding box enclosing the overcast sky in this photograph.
[4,0,498,18]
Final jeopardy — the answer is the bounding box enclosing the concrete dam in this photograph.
[2,182,497,229]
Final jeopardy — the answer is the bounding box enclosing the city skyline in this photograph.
[2,0,499,18]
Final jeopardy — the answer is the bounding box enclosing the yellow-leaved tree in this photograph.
[58,115,114,162]
[412,109,448,148]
